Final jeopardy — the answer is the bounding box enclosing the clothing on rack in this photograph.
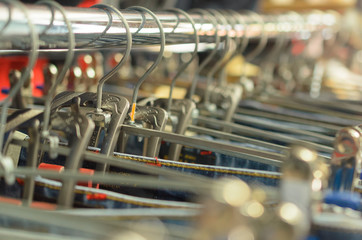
[0,2,361,240]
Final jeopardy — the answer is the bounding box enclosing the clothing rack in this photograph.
[0,3,339,53]
[0,2,361,240]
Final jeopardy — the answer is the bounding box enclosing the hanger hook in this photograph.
[127,6,165,122]
[212,9,245,88]
[92,4,132,112]
[36,0,75,134]
[257,14,288,94]
[0,0,39,154]
[231,10,249,56]
[0,0,39,185]
[166,8,199,113]
[239,11,268,83]
[187,8,221,100]
[78,7,113,48]
[203,9,231,105]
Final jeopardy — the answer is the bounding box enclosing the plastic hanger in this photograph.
[0,0,39,186]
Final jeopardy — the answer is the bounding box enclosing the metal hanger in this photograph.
[17,0,75,207]
[187,8,221,101]
[253,11,362,122]
[127,6,165,124]
[8,132,214,192]
[237,10,268,98]
[233,12,343,132]
[215,9,249,87]
[165,8,199,114]
[37,0,75,161]
[202,10,246,123]
[218,13,337,146]
[86,4,132,172]
[163,12,333,160]
[117,6,167,158]
[202,9,231,109]
[151,8,199,161]
[94,5,131,113]
[53,3,133,208]
[255,13,288,96]
[0,0,39,185]
[178,12,334,161]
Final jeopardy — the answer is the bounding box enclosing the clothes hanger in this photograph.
[201,9,231,112]
[187,8,221,101]
[208,12,339,146]
[251,11,362,123]
[148,10,288,164]
[150,8,199,161]
[237,10,268,98]
[177,12,332,160]
[178,12,335,163]
[52,3,133,208]
[232,12,349,129]
[88,4,131,171]
[10,131,215,188]
[44,4,131,177]
[0,0,39,186]
[15,0,75,207]
[155,10,286,162]
[202,9,247,123]
[117,6,167,159]
[233,12,342,134]
[36,0,75,161]
[195,10,266,122]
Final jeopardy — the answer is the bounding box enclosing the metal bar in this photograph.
[196,116,334,154]
[121,125,284,166]
[0,3,338,53]
[187,124,288,153]
[11,139,213,186]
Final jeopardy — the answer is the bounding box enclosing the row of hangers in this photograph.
[0,1,361,239]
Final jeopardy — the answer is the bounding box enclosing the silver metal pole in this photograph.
[0,3,338,53]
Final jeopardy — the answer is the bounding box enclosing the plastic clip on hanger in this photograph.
[0,0,39,185]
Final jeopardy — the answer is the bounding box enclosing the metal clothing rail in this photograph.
[0,3,339,53]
